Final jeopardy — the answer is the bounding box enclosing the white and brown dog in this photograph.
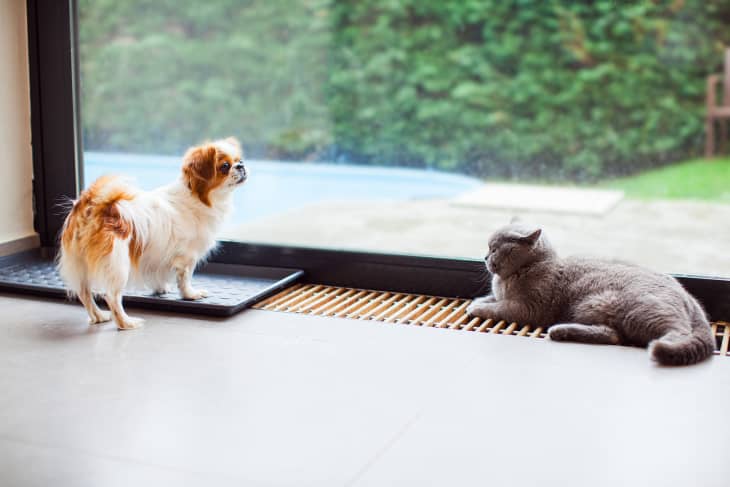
[58,137,247,330]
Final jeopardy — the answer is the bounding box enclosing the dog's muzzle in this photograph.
[234,161,247,183]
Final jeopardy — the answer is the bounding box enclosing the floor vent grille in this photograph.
[254,284,730,357]
[713,322,730,357]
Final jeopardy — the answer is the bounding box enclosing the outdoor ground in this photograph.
[226,172,730,278]
[85,153,730,278]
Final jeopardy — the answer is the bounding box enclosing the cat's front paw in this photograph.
[467,301,498,319]
[471,295,496,306]
[466,295,497,317]
[547,325,571,341]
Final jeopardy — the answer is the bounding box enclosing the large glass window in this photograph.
[78,0,730,276]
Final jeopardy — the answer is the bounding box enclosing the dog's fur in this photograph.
[58,137,247,330]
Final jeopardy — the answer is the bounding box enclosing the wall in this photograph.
[0,0,35,251]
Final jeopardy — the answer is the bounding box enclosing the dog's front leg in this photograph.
[174,258,208,300]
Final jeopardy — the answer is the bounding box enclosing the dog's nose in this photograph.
[234,162,247,179]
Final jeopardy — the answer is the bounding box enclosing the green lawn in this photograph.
[604,157,730,201]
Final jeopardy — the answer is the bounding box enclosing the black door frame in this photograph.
[25,0,730,320]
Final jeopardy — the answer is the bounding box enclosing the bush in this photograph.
[79,0,730,181]
[329,0,730,181]
[78,0,332,157]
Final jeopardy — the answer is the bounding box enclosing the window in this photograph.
[28,1,730,314]
[75,1,730,278]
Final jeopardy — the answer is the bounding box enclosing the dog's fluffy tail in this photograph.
[57,175,141,293]
[649,302,715,366]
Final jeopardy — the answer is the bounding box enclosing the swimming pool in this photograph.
[84,152,483,224]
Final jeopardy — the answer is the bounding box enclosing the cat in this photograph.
[466,222,716,366]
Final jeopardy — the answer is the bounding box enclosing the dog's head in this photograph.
[182,137,247,207]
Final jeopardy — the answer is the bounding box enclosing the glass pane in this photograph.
[78,1,730,277]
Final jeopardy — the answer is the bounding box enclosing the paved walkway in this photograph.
[225,197,730,278]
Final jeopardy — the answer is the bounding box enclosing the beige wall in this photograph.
[0,0,35,247]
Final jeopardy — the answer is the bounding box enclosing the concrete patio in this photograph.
[225,196,730,278]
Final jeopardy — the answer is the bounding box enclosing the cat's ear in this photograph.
[521,228,542,245]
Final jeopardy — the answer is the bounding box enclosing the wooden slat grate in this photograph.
[255,284,730,356]
[712,322,730,357]
[254,284,548,338]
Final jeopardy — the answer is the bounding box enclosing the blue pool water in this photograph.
[84,152,482,224]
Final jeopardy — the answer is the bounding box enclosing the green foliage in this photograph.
[78,0,332,157]
[329,0,730,180]
[79,0,730,180]
[605,157,730,201]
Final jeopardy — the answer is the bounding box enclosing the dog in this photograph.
[58,137,247,330]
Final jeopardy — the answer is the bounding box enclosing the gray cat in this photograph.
[467,222,715,366]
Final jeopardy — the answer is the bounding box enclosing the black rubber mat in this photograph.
[0,250,303,316]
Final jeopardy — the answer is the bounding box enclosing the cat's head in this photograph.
[485,222,555,277]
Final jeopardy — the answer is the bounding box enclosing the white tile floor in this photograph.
[1,293,729,487]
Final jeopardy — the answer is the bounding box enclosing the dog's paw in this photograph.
[152,286,173,296]
[117,317,144,331]
[89,310,112,325]
[182,289,209,301]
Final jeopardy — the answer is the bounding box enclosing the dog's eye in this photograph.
[220,162,231,174]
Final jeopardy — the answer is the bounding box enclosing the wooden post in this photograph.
[721,48,730,156]
[721,48,730,107]
[706,75,717,158]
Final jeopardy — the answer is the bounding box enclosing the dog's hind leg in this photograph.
[98,240,144,330]
[59,253,111,325]
[78,281,112,325]
[103,289,143,330]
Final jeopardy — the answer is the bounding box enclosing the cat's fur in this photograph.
[467,222,715,366]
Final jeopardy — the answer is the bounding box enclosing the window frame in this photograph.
[26,0,730,321]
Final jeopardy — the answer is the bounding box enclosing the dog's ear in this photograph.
[223,136,241,155]
[182,145,217,207]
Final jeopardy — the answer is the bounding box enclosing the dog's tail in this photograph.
[57,175,142,292]
[649,300,715,366]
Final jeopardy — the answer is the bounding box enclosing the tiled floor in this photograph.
[1,292,729,487]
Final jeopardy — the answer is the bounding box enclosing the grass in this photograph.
[604,157,730,201]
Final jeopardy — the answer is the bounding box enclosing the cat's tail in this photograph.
[648,302,715,366]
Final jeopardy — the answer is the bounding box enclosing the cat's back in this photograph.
[561,255,685,297]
